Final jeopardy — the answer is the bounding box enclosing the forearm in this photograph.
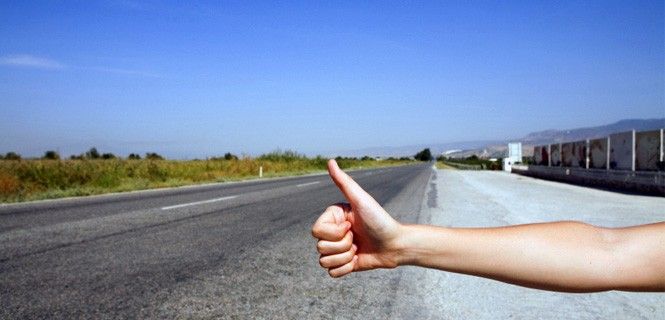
[394,221,665,292]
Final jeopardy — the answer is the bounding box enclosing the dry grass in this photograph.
[0,157,411,203]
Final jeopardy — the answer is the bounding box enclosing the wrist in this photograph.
[392,224,452,267]
[391,224,422,266]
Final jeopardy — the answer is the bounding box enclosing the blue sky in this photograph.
[1,1,663,158]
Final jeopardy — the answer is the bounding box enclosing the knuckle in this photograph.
[319,258,327,268]
[311,225,321,238]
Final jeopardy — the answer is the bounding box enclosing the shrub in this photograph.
[43,150,60,160]
[4,152,22,160]
[224,152,238,160]
[128,153,141,160]
[258,150,305,162]
[145,152,164,160]
[414,148,433,161]
[101,153,116,160]
[86,147,100,159]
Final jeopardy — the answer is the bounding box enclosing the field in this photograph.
[0,155,412,203]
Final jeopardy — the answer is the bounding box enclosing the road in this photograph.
[0,164,432,319]
[2,164,664,319]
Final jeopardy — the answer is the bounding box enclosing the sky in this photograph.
[1,1,663,158]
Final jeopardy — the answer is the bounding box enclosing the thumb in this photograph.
[327,159,370,204]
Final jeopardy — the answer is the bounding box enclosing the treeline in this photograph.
[1,147,434,163]
[0,148,166,161]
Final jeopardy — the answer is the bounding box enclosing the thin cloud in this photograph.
[0,54,65,69]
[0,54,160,77]
[88,66,161,78]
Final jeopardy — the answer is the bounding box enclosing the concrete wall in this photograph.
[522,128,664,195]
[610,131,634,170]
[533,145,550,166]
[532,128,663,172]
[589,138,608,169]
[635,130,661,171]
[512,166,665,196]
[550,144,561,167]
[561,142,574,167]
[572,140,587,168]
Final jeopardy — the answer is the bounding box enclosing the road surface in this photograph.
[2,165,664,319]
[0,164,431,318]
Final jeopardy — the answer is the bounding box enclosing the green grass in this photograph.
[0,157,412,203]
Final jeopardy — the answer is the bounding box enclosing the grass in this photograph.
[435,162,456,170]
[0,156,412,203]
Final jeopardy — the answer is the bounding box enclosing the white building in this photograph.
[503,142,522,172]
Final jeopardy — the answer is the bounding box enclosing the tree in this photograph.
[86,147,100,159]
[4,152,21,160]
[224,152,238,160]
[101,153,116,159]
[145,152,164,160]
[128,153,141,160]
[43,150,60,160]
[414,148,433,161]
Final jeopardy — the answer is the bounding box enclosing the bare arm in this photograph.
[395,221,665,292]
[312,160,665,292]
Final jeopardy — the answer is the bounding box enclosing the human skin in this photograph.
[312,159,665,293]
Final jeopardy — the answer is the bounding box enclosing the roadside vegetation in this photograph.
[0,148,414,203]
[436,155,502,170]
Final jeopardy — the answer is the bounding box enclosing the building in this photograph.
[503,142,522,172]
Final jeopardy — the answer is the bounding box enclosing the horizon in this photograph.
[1,1,664,159]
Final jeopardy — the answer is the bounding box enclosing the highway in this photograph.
[2,163,664,319]
[0,164,432,319]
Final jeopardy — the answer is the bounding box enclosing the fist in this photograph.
[312,160,403,278]
[312,203,358,277]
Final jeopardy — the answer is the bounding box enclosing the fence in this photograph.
[532,129,665,172]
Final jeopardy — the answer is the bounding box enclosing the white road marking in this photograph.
[161,196,238,210]
[296,181,320,187]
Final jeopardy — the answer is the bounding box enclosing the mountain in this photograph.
[519,118,665,146]
[450,118,665,158]
[337,118,664,159]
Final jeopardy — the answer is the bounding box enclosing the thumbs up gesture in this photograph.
[312,159,404,277]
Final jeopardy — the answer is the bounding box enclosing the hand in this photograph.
[311,159,403,277]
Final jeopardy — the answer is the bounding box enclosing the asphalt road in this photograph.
[0,164,432,319]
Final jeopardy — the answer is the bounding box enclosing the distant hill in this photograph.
[519,118,665,146]
[337,118,664,159]
[449,118,665,158]
[337,140,503,158]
